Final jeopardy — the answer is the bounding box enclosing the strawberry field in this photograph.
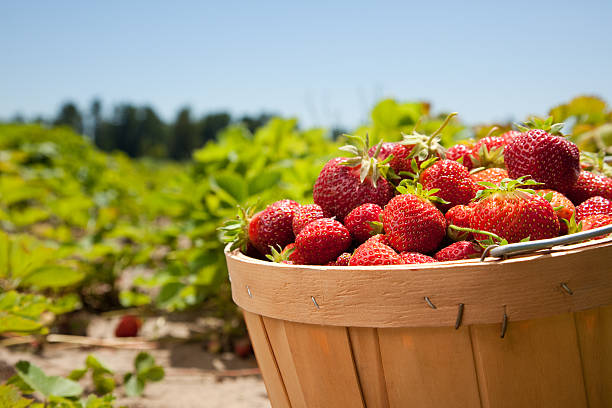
[1,96,611,406]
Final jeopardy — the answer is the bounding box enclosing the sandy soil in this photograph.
[0,342,270,408]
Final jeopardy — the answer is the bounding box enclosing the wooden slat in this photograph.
[263,317,308,408]
[574,306,612,408]
[243,311,291,408]
[348,327,390,408]
[377,326,481,408]
[470,312,588,408]
[281,320,365,408]
[227,238,612,328]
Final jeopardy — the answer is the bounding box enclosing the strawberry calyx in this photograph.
[339,134,390,187]
[399,156,439,180]
[580,151,612,177]
[469,143,505,169]
[396,180,450,205]
[473,175,543,202]
[219,205,255,252]
[265,244,294,263]
[564,213,583,235]
[516,116,565,136]
[448,225,531,247]
[400,112,458,162]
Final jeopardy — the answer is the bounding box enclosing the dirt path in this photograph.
[0,343,270,408]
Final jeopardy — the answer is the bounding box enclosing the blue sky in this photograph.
[1,0,611,128]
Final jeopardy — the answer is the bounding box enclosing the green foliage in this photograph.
[123,352,164,397]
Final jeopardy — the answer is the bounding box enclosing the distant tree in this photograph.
[197,112,231,146]
[239,113,274,134]
[169,108,196,160]
[139,107,168,157]
[90,99,102,142]
[54,102,83,134]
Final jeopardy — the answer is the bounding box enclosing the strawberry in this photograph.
[219,203,297,257]
[365,234,391,246]
[266,243,307,264]
[400,252,437,264]
[499,130,522,146]
[535,189,575,234]
[435,241,482,262]
[419,160,476,211]
[470,168,509,192]
[349,240,403,266]
[446,143,474,170]
[248,200,297,255]
[292,204,325,235]
[115,315,142,338]
[295,218,351,264]
[368,142,397,160]
[445,204,474,241]
[469,177,560,243]
[504,127,580,193]
[575,196,612,221]
[313,136,394,220]
[469,136,507,169]
[580,214,612,239]
[382,183,446,253]
[344,203,383,243]
[566,171,612,205]
[327,252,352,266]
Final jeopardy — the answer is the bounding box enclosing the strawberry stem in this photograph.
[449,225,505,243]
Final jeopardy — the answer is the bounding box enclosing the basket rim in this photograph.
[225,237,612,328]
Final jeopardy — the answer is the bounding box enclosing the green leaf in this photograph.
[67,369,87,381]
[211,172,248,204]
[92,372,115,395]
[139,366,164,382]
[18,266,84,289]
[123,373,144,397]
[85,355,113,376]
[134,352,156,375]
[0,384,33,408]
[15,361,83,398]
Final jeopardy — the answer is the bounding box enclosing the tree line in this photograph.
[10,100,275,160]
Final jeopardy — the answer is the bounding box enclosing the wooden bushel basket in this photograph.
[225,228,612,408]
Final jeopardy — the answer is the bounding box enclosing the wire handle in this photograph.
[486,224,612,259]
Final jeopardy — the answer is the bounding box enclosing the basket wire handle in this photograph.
[483,224,612,260]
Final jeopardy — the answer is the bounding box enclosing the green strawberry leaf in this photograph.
[15,361,83,398]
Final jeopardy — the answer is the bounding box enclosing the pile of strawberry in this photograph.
[223,115,612,266]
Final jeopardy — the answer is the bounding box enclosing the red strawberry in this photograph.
[365,234,390,246]
[470,168,509,192]
[419,160,476,211]
[349,240,403,266]
[344,203,383,243]
[248,200,297,255]
[446,143,474,170]
[314,136,394,220]
[295,218,351,264]
[400,252,437,264]
[580,214,612,239]
[566,171,612,205]
[368,142,397,160]
[469,136,507,168]
[504,129,580,193]
[292,204,325,235]
[470,177,560,243]
[499,130,522,145]
[327,252,352,266]
[575,196,612,221]
[115,315,142,338]
[435,241,482,262]
[445,204,474,241]
[535,189,575,234]
[269,199,300,209]
[382,184,446,253]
